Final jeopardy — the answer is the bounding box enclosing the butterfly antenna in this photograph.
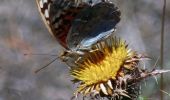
[23,52,60,73]
[24,53,57,56]
[35,57,59,74]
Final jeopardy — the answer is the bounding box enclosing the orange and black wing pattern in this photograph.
[36,0,88,48]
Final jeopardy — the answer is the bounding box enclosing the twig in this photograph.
[160,0,166,99]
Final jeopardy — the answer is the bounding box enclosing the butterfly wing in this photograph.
[67,2,121,50]
[36,0,88,48]
[35,0,53,36]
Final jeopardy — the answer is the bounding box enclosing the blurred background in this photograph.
[0,0,170,100]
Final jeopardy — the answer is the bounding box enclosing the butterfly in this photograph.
[36,0,120,56]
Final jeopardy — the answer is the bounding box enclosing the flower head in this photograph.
[69,36,144,99]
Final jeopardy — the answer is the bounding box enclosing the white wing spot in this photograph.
[45,9,49,18]
[39,0,43,8]
[43,0,48,3]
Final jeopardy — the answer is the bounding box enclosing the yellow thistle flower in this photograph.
[59,35,170,100]
[69,36,142,99]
